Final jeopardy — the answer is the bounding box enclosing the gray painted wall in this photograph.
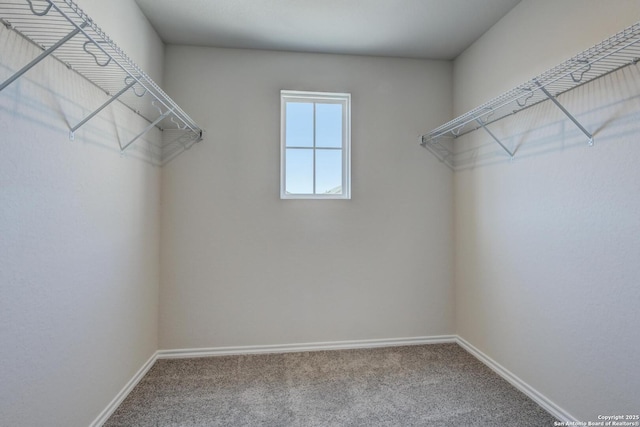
[453,0,640,420]
[0,1,163,425]
[159,46,454,350]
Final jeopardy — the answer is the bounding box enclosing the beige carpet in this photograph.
[104,343,557,426]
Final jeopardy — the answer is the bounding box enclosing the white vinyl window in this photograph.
[280,90,351,199]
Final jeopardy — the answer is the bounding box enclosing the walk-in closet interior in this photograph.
[1,0,639,425]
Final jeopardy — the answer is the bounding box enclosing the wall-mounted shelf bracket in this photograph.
[535,80,594,146]
[0,20,86,92]
[475,118,514,158]
[69,77,138,140]
[0,0,204,165]
[121,106,174,152]
[420,20,640,170]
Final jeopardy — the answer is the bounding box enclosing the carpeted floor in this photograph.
[104,343,557,426]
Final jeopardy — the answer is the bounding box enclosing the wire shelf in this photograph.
[421,21,640,170]
[0,0,203,165]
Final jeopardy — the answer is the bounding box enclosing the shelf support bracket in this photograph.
[476,119,514,157]
[535,80,593,146]
[120,108,174,152]
[0,22,87,92]
[69,77,138,139]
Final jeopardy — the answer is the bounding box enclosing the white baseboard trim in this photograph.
[156,335,457,359]
[455,336,577,423]
[90,351,159,427]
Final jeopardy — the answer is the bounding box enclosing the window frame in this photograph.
[280,90,351,200]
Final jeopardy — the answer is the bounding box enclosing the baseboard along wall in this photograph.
[156,335,456,359]
[91,335,576,426]
[455,336,577,423]
[90,352,158,427]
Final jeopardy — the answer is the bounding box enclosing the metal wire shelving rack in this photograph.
[0,0,203,165]
[421,21,640,170]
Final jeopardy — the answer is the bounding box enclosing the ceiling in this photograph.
[134,0,521,60]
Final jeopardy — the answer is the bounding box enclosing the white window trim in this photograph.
[280,90,351,200]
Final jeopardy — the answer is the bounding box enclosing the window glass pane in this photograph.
[285,149,313,194]
[315,103,342,148]
[316,150,342,194]
[285,102,313,147]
